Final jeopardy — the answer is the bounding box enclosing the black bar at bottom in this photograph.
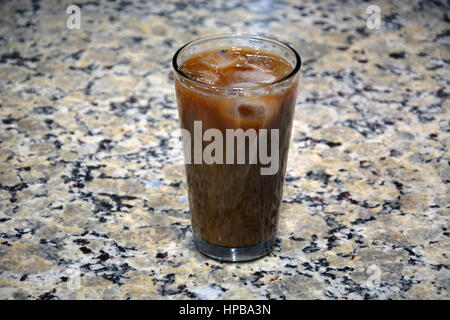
[0,299,444,318]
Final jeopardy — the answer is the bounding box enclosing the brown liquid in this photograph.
[175,48,298,247]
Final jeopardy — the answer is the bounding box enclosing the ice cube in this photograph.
[235,101,267,119]
[184,69,219,85]
[200,50,240,69]
[246,54,292,77]
[227,81,261,88]
[233,69,277,84]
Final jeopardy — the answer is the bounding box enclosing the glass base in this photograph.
[193,233,276,262]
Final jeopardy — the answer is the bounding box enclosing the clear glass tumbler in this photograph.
[172,34,301,262]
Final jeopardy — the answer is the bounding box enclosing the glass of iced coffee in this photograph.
[172,34,301,262]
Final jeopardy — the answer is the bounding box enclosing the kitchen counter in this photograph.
[0,0,448,300]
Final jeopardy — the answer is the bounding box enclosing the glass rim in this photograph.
[172,33,301,90]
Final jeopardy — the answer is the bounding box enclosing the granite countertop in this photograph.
[0,0,448,300]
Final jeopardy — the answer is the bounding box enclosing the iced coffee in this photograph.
[172,35,301,261]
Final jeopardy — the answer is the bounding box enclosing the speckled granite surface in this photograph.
[0,0,449,300]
